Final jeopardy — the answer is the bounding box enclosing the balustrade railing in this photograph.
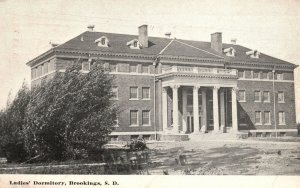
[161,66,237,76]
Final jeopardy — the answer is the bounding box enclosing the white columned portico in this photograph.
[171,84,180,133]
[201,88,207,133]
[231,87,238,132]
[193,85,200,133]
[182,88,187,133]
[213,86,220,132]
[162,87,168,131]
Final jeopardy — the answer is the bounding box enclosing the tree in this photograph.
[24,64,117,161]
[0,82,30,162]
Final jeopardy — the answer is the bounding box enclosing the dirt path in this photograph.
[146,140,300,175]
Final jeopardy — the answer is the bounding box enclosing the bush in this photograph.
[129,138,147,151]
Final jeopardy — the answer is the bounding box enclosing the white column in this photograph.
[220,89,226,132]
[162,87,168,131]
[213,86,220,132]
[232,87,238,132]
[193,85,200,133]
[201,88,207,133]
[171,84,179,133]
[182,88,187,133]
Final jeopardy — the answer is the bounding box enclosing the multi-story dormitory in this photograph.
[27,25,298,141]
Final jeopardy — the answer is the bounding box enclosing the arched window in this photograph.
[133,41,138,47]
[101,38,106,45]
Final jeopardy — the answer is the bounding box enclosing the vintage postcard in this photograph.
[0,0,300,187]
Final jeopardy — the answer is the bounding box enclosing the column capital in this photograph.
[232,87,238,92]
[193,85,201,90]
[170,84,180,90]
[213,86,220,90]
[162,87,168,93]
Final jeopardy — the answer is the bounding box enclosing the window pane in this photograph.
[278,92,284,102]
[142,110,150,125]
[262,72,268,79]
[263,91,269,102]
[255,111,261,124]
[142,65,149,73]
[130,65,137,72]
[253,71,260,79]
[130,111,138,125]
[130,87,138,99]
[277,73,283,80]
[112,87,118,100]
[279,112,285,124]
[238,71,244,78]
[109,64,116,72]
[142,87,150,99]
[238,90,245,101]
[254,91,260,101]
[264,111,270,124]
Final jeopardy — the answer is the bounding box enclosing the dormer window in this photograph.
[223,47,236,57]
[126,39,140,49]
[95,36,109,47]
[246,50,260,58]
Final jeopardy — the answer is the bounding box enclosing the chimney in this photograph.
[165,32,171,39]
[211,32,222,53]
[231,38,237,45]
[138,25,148,48]
[87,25,95,32]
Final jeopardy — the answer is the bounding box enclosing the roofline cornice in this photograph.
[227,60,295,69]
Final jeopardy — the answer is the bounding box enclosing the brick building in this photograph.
[26,25,298,140]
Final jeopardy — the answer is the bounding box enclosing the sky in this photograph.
[0,0,299,121]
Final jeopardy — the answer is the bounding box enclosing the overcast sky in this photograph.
[0,0,299,120]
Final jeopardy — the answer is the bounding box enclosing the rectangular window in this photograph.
[142,65,149,74]
[278,91,285,103]
[130,110,138,126]
[130,87,138,99]
[109,64,117,72]
[129,64,137,73]
[253,71,260,79]
[142,110,150,126]
[263,91,270,102]
[255,111,262,124]
[142,87,150,99]
[82,61,90,71]
[44,62,48,74]
[111,87,118,100]
[277,73,283,80]
[278,111,285,125]
[262,72,268,79]
[32,68,36,79]
[264,111,270,124]
[254,91,261,102]
[238,90,246,102]
[238,70,244,78]
[37,65,42,77]
[113,115,119,127]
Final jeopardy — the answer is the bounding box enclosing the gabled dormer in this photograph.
[95,36,109,47]
[246,49,260,58]
[223,47,236,57]
[126,39,140,49]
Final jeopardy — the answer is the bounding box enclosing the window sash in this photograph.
[112,87,118,100]
[238,91,246,101]
[142,111,150,125]
[279,112,285,124]
[109,64,117,72]
[253,72,260,79]
[142,65,149,73]
[255,111,261,124]
[254,91,261,101]
[278,92,284,102]
[130,65,137,73]
[263,91,270,102]
[238,71,244,78]
[130,111,138,125]
[264,111,270,124]
[142,87,150,99]
[130,87,138,99]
